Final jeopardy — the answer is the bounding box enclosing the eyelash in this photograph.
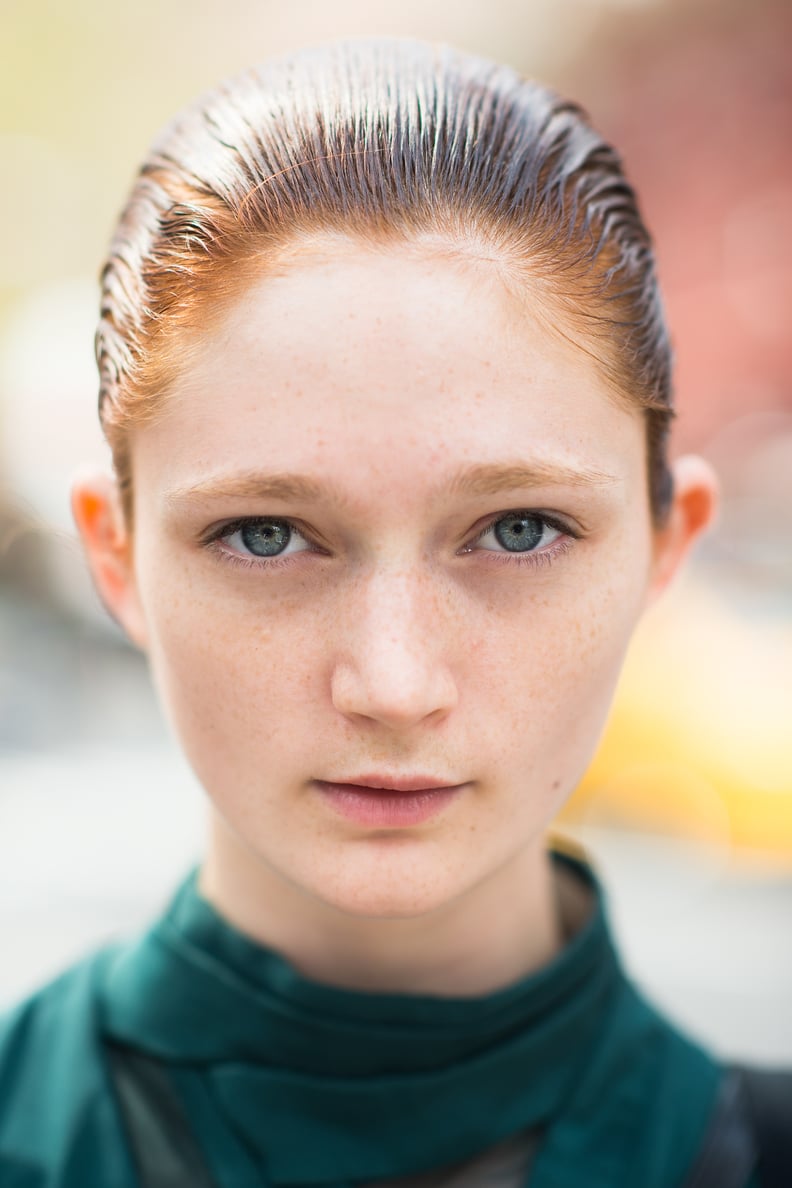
[474,529,572,570]
[202,518,311,572]
[469,521,575,569]
[202,512,579,572]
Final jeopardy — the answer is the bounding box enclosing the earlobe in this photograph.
[70,470,148,648]
[646,454,719,606]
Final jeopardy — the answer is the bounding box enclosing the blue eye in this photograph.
[238,520,292,557]
[477,513,563,554]
[493,514,544,552]
[216,518,312,560]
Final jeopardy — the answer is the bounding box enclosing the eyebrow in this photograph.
[167,473,330,508]
[166,460,619,510]
[448,461,619,496]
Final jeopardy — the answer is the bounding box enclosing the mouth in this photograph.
[313,776,467,827]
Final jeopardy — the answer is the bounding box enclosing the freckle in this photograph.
[552,779,561,790]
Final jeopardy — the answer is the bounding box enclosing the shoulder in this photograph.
[740,1066,792,1188]
[0,945,137,1187]
[0,946,111,1090]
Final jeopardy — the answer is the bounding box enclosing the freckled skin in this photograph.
[120,242,680,993]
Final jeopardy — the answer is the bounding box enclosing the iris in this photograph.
[240,520,292,556]
[493,514,544,552]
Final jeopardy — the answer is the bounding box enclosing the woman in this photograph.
[0,37,783,1188]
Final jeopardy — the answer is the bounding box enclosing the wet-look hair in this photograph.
[97,38,674,523]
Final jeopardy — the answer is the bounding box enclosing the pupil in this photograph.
[240,521,291,556]
[494,514,543,552]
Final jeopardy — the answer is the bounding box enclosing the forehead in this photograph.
[137,241,646,504]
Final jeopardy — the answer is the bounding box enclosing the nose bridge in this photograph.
[364,561,433,643]
[331,561,457,727]
[355,563,443,685]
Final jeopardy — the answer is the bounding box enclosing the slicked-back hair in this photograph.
[97,39,674,524]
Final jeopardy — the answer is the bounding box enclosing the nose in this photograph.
[330,567,459,730]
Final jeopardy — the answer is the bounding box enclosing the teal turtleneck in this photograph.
[0,852,744,1187]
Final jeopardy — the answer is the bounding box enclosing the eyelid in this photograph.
[199,510,581,571]
[201,515,319,567]
[201,515,310,547]
[464,509,580,551]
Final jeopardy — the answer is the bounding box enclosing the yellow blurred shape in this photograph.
[561,579,792,859]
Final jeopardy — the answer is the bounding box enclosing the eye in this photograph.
[216,517,312,559]
[474,511,564,554]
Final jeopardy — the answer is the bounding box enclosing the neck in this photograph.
[198,812,568,997]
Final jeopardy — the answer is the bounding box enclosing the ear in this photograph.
[645,454,719,606]
[70,470,148,648]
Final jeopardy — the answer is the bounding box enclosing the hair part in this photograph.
[97,39,675,526]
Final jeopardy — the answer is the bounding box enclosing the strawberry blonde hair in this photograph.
[97,39,674,524]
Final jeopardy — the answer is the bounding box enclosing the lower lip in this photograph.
[314,781,465,827]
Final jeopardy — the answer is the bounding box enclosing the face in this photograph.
[95,242,677,918]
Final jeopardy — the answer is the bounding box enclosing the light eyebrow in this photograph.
[166,459,619,513]
[447,461,620,497]
[166,472,336,508]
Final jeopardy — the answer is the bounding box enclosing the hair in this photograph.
[97,38,675,525]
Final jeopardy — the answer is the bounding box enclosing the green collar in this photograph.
[99,852,640,1183]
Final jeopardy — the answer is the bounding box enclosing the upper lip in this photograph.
[317,775,463,793]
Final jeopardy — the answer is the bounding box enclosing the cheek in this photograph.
[467,558,648,782]
[137,559,329,783]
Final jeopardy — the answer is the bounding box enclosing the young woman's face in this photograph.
[123,242,662,917]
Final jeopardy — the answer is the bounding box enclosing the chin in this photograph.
[306,845,464,920]
[321,886,452,920]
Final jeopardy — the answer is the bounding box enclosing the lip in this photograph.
[313,777,466,827]
[325,773,461,793]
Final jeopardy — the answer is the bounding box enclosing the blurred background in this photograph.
[1,0,790,1060]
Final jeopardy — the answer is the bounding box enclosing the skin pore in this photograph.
[73,239,717,996]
